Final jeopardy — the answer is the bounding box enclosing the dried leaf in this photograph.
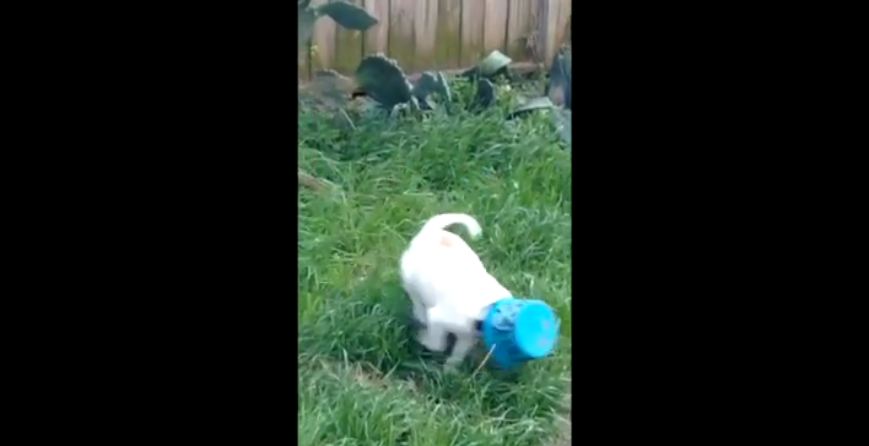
[412,71,450,102]
[508,97,554,119]
[355,54,413,109]
[316,1,378,31]
[412,72,439,100]
[472,79,496,111]
[436,71,451,102]
[477,50,512,77]
[553,108,571,149]
[547,48,571,109]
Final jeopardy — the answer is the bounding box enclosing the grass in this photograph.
[298,77,572,446]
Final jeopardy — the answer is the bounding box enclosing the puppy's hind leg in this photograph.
[417,305,448,352]
[444,335,476,371]
[411,300,427,326]
[417,324,448,352]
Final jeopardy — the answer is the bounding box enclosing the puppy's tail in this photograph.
[419,213,482,239]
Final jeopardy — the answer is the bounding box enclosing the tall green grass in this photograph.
[298,78,571,446]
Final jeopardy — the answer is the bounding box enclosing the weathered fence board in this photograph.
[300,0,570,78]
[299,42,310,82]
[333,0,365,74]
[555,0,571,55]
[363,0,389,56]
[483,0,509,53]
[414,0,439,72]
[506,0,533,61]
[311,8,337,72]
[536,0,559,66]
[388,0,417,72]
[434,0,462,69]
[460,0,486,66]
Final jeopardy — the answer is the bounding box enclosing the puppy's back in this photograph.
[401,213,485,275]
[400,214,492,311]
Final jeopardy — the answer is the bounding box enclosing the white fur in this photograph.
[400,213,511,370]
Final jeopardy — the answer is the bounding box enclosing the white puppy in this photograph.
[400,213,512,370]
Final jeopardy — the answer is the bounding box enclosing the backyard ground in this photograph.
[298,78,572,446]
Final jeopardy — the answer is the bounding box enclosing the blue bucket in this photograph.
[481,298,559,369]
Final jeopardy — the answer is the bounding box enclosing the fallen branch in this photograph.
[299,62,543,89]
[405,61,542,82]
[298,169,335,191]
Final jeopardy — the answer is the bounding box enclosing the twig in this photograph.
[471,343,497,378]
[298,62,543,88]
[298,169,334,191]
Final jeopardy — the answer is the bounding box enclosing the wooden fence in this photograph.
[299,0,571,81]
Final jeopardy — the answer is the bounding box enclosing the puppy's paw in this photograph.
[443,355,464,373]
[417,329,447,352]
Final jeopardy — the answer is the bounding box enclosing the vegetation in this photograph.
[298,77,572,446]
